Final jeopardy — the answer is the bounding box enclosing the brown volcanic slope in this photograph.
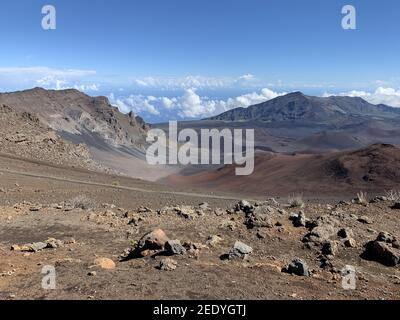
[0,104,103,171]
[0,88,176,180]
[162,144,400,198]
[0,87,149,149]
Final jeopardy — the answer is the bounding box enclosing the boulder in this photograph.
[245,205,274,229]
[363,234,400,267]
[228,241,253,260]
[136,229,169,253]
[321,240,339,256]
[291,211,306,227]
[165,240,186,255]
[287,258,309,277]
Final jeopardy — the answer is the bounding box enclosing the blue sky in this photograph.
[1,0,400,122]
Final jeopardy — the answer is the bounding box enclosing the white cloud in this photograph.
[0,66,98,92]
[109,87,286,119]
[323,87,400,107]
[133,74,258,90]
[0,67,96,78]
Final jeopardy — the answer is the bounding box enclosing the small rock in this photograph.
[214,208,225,216]
[292,211,306,227]
[46,238,64,249]
[338,228,353,239]
[199,202,209,210]
[287,258,309,277]
[206,235,223,247]
[364,241,399,266]
[88,271,97,276]
[344,238,357,248]
[159,258,177,271]
[392,202,400,210]
[228,241,253,260]
[237,200,253,214]
[358,216,373,224]
[322,240,339,256]
[165,240,186,255]
[93,258,116,270]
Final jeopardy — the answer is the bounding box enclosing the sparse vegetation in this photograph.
[356,191,368,205]
[288,194,305,208]
[68,195,96,210]
[385,190,400,201]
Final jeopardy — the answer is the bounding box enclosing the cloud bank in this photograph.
[109,88,286,119]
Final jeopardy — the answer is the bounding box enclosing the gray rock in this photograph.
[392,202,400,210]
[292,211,306,227]
[165,240,186,255]
[245,205,274,229]
[159,258,177,271]
[228,241,253,260]
[287,258,309,276]
[338,228,354,239]
[364,241,400,267]
[322,240,339,256]
[237,200,253,214]
[358,216,373,224]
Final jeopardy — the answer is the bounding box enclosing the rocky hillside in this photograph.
[207,92,400,123]
[0,104,104,171]
[0,88,149,150]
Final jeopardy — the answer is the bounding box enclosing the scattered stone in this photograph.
[165,240,186,255]
[256,230,267,239]
[245,205,274,229]
[199,202,209,210]
[344,238,357,248]
[176,206,196,220]
[93,258,116,270]
[159,258,177,271]
[46,238,64,249]
[392,202,400,210]
[0,188,6,193]
[377,231,397,243]
[286,258,310,277]
[338,228,354,239]
[206,235,223,247]
[358,216,373,224]
[228,241,253,260]
[214,208,225,216]
[88,271,97,276]
[291,211,306,227]
[322,240,339,256]
[136,229,169,254]
[219,220,236,231]
[137,206,152,214]
[29,206,41,212]
[11,242,47,253]
[236,200,253,214]
[303,223,336,244]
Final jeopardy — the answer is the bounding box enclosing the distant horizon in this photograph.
[1,0,400,122]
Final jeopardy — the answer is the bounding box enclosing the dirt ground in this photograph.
[0,154,399,300]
